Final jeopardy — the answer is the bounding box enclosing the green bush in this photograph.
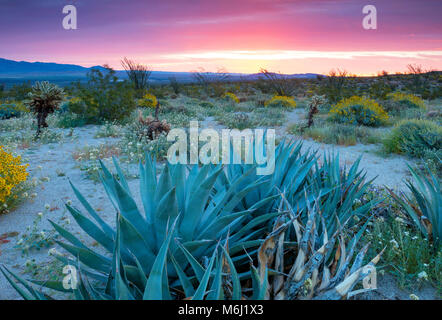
[199,101,214,108]
[329,96,389,126]
[295,123,383,146]
[70,67,136,123]
[383,119,441,158]
[0,103,23,119]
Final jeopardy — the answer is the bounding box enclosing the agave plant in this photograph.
[26,81,65,136]
[255,195,383,300]
[0,193,381,300]
[387,165,441,248]
[1,141,378,300]
[0,154,278,299]
[219,141,376,237]
[0,225,266,300]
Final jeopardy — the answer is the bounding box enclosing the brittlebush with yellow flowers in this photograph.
[265,95,297,108]
[329,96,388,127]
[0,146,29,210]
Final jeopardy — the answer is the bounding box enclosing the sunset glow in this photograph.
[1,0,441,74]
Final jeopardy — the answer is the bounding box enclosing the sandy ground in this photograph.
[0,112,436,300]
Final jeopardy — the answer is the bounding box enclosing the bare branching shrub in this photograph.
[319,68,351,103]
[168,76,180,94]
[192,67,230,97]
[259,68,296,96]
[121,57,152,91]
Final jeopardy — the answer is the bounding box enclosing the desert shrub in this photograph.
[0,101,28,119]
[367,80,394,100]
[222,92,239,104]
[0,113,33,132]
[318,69,354,103]
[95,121,124,138]
[364,215,441,290]
[422,149,442,176]
[329,96,388,126]
[0,146,29,214]
[292,123,383,146]
[199,101,214,109]
[70,67,136,123]
[388,92,426,110]
[265,95,296,108]
[138,93,157,109]
[7,82,32,100]
[259,68,297,96]
[168,76,180,94]
[50,112,86,128]
[217,112,251,130]
[383,119,441,158]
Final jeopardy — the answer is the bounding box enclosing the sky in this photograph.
[0,0,441,75]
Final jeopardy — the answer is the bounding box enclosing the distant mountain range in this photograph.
[0,58,320,85]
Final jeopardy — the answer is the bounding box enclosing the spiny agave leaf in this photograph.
[154,163,172,204]
[220,245,242,300]
[186,165,211,201]
[113,222,134,300]
[139,154,157,224]
[112,176,151,240]
[55,240,111,273]
[143,218,177,300]
[207,254,223,300]
[171,254,195,298]
[155,187,179,227]
[229,240,264,255]
[65,205,114,253]
[231,211,281,242]
[98,160,120,209]
[69,180,114,238]
[192,246,217,300]
[177,241,205,282]
[0,265,44,300]
[30,279,72,293]
[198,210,251,240]
[170,164,186,212]
[251,265,268,300]
[182,167,224,241]
[112,156,132,196]
[273,224,286,300]
[118,214,156,274]
[48,219,88,249]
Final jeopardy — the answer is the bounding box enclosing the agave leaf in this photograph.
[65,205,114,253]
[192,247,217,300]
[0,265,44,300]
[143,218,177,300]
[119,213,156,273]
[220,245,242,300]
[69,180,114,238]
[112,156,132,196]
[55,241,111,273]
[171,254,195,298]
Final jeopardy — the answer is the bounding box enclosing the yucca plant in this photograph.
[387,165,441,248]
[26,81,65,136]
